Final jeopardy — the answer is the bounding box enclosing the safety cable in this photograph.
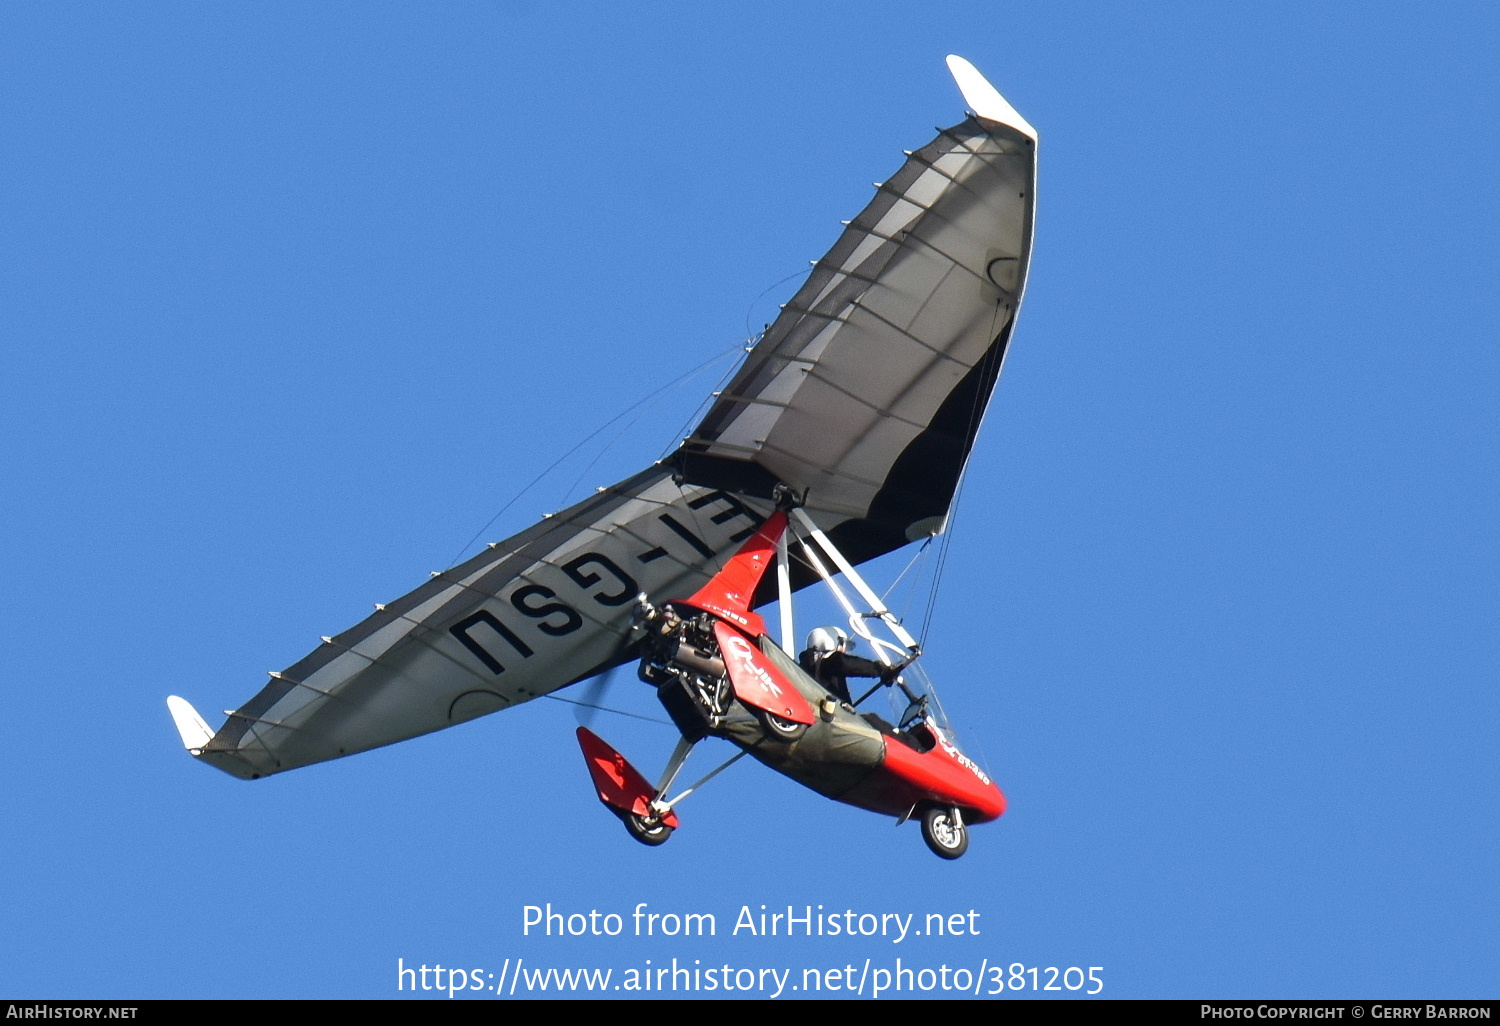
[744,266,813,340]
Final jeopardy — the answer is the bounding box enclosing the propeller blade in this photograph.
[573,664,624,727]
[547,633,668,726]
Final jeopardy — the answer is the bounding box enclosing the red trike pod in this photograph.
[832,716,1004,823]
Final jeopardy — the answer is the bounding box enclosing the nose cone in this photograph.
[969,780,1007,823]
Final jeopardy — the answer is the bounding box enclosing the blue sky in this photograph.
[1,1,1495,999]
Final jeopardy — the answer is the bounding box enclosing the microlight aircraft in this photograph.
[167,56,1036,859]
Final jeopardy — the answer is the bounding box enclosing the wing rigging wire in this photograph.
[887,538,938,633]
[656,266,809,463]
[916,297,1009,651]
[656,342,750,463]
[551,268,823,507]
[439,312,771,725]
[556,373,701,510]
[543,692,671,726]
[446,341,745,569]
[452,259,822,570]
[902,297,1012,772]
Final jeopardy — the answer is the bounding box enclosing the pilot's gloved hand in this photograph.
[883,655,915,679]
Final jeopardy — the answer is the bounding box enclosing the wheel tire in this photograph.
[758,709,808,742]
[617,807,674,847]
[920,805,969,860]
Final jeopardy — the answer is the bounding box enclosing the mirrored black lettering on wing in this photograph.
[687,489,764,542]
[562,552,639,606]
[509,584,584,636]
[656,513,715,559]
[449,610,535,674]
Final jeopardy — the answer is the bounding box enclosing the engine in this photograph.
[635,601,733,741]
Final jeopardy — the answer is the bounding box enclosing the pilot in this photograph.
[798,627,890,706]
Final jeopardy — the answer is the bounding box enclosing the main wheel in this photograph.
[758,709,808,742]
[920,805,969,860]
[618,808,674,847]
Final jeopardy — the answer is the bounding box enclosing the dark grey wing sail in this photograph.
[170,57,1035,780]
[193,469,772,778]
[676,56,1037,567]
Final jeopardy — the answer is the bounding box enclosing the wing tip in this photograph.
[166,695,215,754]
[945,55,1037,140]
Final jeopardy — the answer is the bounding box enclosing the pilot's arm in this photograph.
[832,652,888,680]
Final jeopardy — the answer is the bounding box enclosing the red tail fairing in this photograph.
[576,727,679,827]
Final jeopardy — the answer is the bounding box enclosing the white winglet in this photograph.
[946,55,1036,140]
[167,696,215,754]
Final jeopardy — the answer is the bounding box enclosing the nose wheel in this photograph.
[920,805,969,859]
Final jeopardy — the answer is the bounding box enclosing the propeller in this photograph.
[545,630,672,727]
[573,662,627,728]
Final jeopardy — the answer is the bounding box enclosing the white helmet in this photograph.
[806,627,849,655]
